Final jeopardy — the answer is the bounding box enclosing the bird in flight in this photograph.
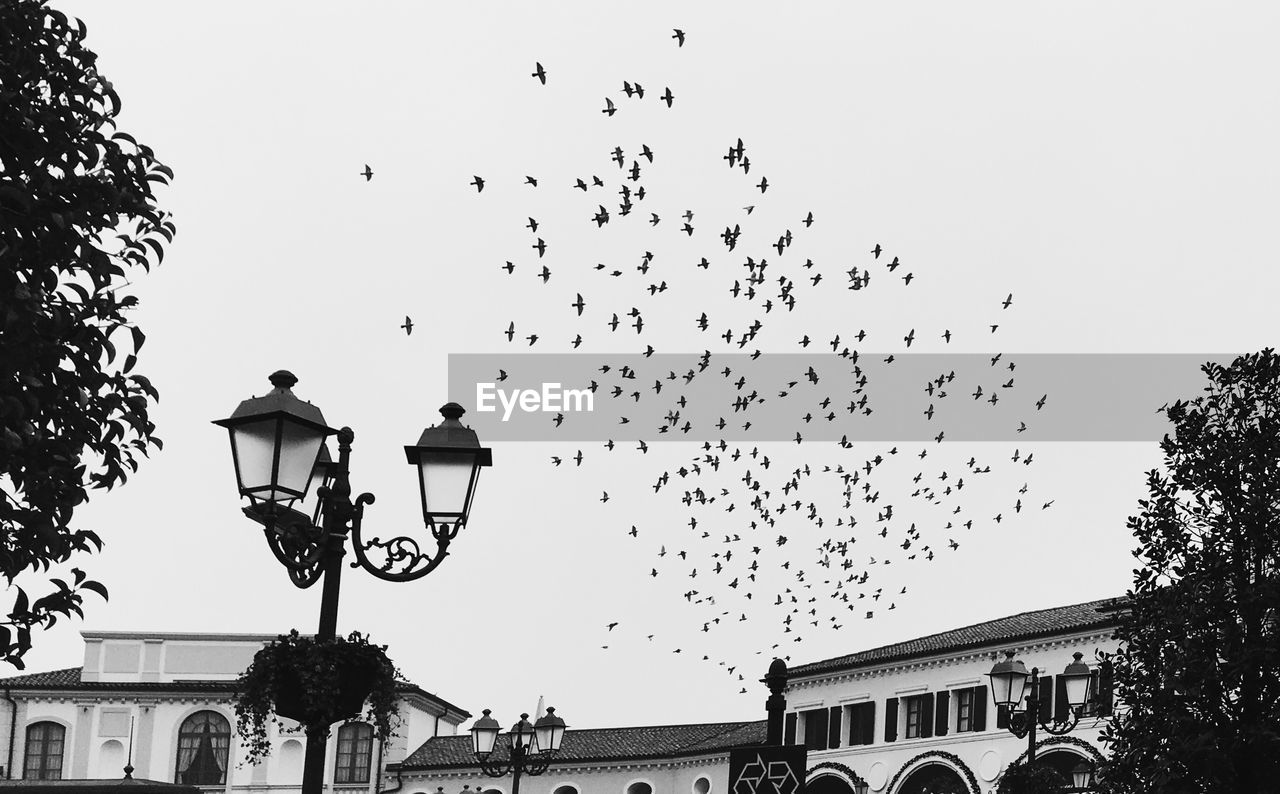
[661,87,674,107]
[524,175,538,187]
[603,97,617,116]
[673,29,685,47]
[360,164,373,181]
[532,62,547,84]
[571,293,585,315]
[470,175,485,192]
[400,316,413,335]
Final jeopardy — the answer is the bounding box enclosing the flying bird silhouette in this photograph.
[532,62,547,84]
[360,164,373,181]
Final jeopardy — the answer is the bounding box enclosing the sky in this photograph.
[15,0,1280,733]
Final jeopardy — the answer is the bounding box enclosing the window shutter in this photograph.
[828,707,842,750]
[919,692,935,738]
[805,708,829,751]
[973,686,988,731]
[1038,675,1053,723]
[1100,659,1114,716]
[934,690,950,736]
[860,701,876,745]
[884,698,898,742]
[1054,673,1070,721]
[996,704,1009,730]
[784,712,797,745]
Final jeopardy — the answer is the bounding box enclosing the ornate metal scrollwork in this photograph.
[1009,706,1081,739]
[251,506,328,589]
[346,493,462,582]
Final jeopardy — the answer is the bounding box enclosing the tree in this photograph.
[1,0,174,667]
[1099,351,1280,793]
[996,761,1067,794]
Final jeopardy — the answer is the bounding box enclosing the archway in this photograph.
[808,773,859,794]
[897,763,968,794]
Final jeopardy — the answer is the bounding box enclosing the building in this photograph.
[0,597,1122,793]
[393,721,767,794]
[396,596,1122,794]
[0,631,469,791]
[782,596,1121,794]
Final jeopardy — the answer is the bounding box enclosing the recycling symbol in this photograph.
[733,755,800,794]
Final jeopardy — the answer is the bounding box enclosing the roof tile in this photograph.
[788,596,1125,678]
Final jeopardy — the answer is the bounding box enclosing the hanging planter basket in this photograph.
[233,630,402,763]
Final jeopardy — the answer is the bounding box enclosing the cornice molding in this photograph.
[788,630,1115,693]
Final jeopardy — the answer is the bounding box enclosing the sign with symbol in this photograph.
[729,744,807,794]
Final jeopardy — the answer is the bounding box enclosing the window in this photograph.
[175,711,231,785]
[905,696,924,739]
[24,722,65,780]
[847,702,876,746]
[626,782,654,794]
[956,689,974,732]
[693,776,711,794]
[334,723,374,784]
[903,693,936,739]
[800,707,828,751]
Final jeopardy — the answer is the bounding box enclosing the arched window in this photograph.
[626,782,654,794]
[175,711,231,785]
[23,722,66,780]
[334,723,375,784]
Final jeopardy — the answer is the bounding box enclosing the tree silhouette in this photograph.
[1100,351,1280,792]
[1,0,174,667]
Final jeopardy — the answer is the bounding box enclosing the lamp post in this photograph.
[471,708,568,794]
[214,371,492,794]
[987,650,1094,767]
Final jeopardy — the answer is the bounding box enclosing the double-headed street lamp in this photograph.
[988,651,1096,789]
[470,708,568,794]
[214,371,492,794]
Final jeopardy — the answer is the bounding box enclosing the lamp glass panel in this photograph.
[418,450,476,518]
[472,725,498,755]
[1072,763,1091,788]
[275,422,326,500]
[1064,672,1091,707]
[231,419,279,496]
[989,671,1014,707]
[1008,674,1029,709]
[295,456,332,525]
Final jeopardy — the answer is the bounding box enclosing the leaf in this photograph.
[142,237,164,265]
[80,580,108,601]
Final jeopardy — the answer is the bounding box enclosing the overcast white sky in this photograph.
[18,1,1280,731]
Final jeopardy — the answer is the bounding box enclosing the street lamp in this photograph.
[1071,761,1094,791]
[987,651,1093,764]
[471,708,568,794]
[214,371,493,794]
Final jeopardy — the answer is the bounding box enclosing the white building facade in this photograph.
[396,597,1121,794]
[0,631,470,791]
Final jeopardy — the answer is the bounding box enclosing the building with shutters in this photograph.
[0,597,1122,794]
[390,596,1121,794]
[0,631,469,791]
[783,597,1121,794]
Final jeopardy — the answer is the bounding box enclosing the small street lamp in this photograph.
[987,651,1093,764]
[214,371,492,794]
[1071,761,1095,791]
[471,708,568,794]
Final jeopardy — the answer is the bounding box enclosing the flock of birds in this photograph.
[372,28,1052,694]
